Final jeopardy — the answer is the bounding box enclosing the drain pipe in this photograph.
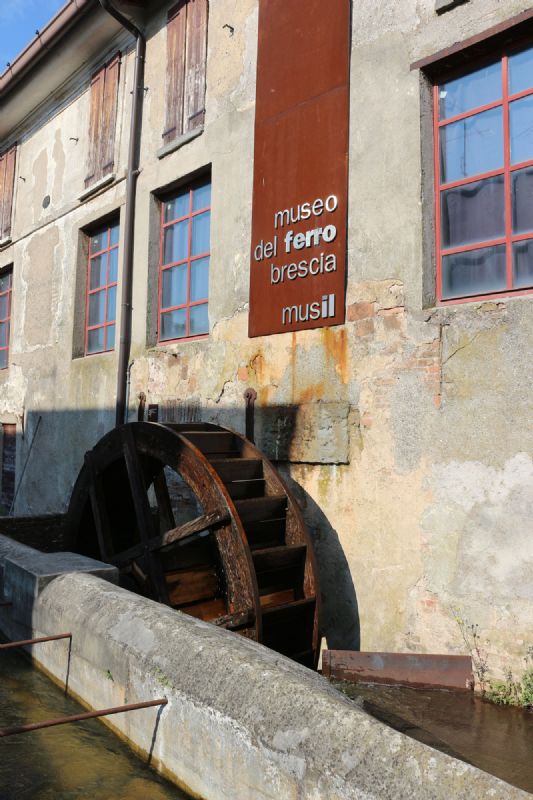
[97,0,145,427]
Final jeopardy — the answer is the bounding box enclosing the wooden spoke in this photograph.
[162,510,230,548]
[120,426,170,604]
[153,469,175,532]
[84,451,114,562]
[211,609,255,630]
[110,510,230,569]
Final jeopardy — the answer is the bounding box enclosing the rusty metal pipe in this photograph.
[0,633,71,650]
[0,698,168,738]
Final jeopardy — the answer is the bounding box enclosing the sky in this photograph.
[0,0,66,70]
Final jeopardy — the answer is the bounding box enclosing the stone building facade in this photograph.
[1,0,533,677]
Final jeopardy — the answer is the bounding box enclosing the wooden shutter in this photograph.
[0,423,16,511]
[185,0,208,132]
[101,54,121,176]
[163,1,187,144]
[85,67,105,188]
[0,146,16,241]
[85,54,120,188]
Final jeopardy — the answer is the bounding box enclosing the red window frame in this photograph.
[85,222,119,355]
[0,268,12,370]
[158,180,211,343]
[434,45,533,304]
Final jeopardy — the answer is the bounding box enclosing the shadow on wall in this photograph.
[279,469,360,650]
[1,400,360,651]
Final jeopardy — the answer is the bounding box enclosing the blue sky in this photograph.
[0,0,66,70]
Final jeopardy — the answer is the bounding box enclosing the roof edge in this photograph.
[0,0,96,98]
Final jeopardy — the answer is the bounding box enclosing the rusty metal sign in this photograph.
[248,0,350,337]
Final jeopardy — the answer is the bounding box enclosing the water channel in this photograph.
[0,646,191,800]
[335,681,533,795]
[4,638,533,798]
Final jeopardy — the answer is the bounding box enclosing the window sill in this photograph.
[435,0,469,13]
[437,287,533,306]
[79,173,116,203]
[157,127,204,160]
[72,349,116,361]
[149,334,209,351]
[0,237,12,250]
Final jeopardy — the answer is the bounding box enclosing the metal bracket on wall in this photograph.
[147,404,159,422]
[137,392,146,421]
[244,388,257,444]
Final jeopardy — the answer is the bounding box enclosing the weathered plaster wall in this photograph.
[1,0,533,680]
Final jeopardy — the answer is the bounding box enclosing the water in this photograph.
[335,681,533,795]
[0,647,191,800]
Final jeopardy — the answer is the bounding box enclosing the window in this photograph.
[158,179,210,341]
[0,423,15,513]
[0,146,16,242]
[85,54,121,189]
[85,221,119,354]
[0,268,12,369]
[435,45,533,302]
[163,0,208,145]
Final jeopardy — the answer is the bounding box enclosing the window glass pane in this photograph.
[189,303,209,336]
[106,286,117,323]
[106,324,116,351]
[509,46,533,96]
[0,321,6,347]
[160,308,187,340]
[192,182,211,211]
[0,349,6,369]
[439,61,501,120]
[0,294,8,320]
[87,327,105,354]
[163,220,189,265]
[162,264,188,309]
[441,175,505,249]
[164,192,189,223]
[442,245,506,299]
[0,274,11,292]
[90,230,108,254]
[513,240,533,288]
[88,290,106,326]
[512,167,533,234]
[191,211,210,256]
[108,248,118,283]
[510,95,533,165]
[89,255,107,290]
[440,107,503,184]
[109,223,119,246]
[190,257,209,301]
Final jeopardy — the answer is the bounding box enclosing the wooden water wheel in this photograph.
[66,422,321,668]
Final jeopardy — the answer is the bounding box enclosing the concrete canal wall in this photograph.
[0,533,529,800]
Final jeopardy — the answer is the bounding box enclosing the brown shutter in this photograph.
[85,67,105,188]
[85,54,120,188]
[163,1,187,144]
[1,147,16,240]
[185,0,208,132]
[100,54,121,176]
[0,423,16,511]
